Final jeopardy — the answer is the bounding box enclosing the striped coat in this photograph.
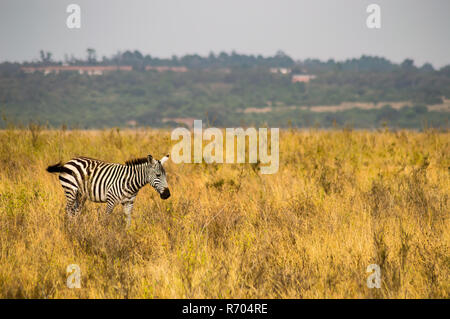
[47,154,170,226]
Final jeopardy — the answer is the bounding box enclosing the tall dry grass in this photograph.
[0,127,448,298]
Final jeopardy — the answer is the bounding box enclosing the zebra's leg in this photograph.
[63,187,80,217]
[122,201,134,228]
[105,197,117,215]
[73,193,87,216]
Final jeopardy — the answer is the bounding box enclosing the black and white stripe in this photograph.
[47,154,170,225]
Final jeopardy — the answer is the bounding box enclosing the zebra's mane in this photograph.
[124,157,149,166]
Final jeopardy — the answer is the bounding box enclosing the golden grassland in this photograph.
[0,127,448,298]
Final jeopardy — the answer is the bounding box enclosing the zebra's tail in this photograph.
[46,162,64,173]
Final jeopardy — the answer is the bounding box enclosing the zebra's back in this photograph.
[61,157,122,203]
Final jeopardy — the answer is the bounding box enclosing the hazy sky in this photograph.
[1,0,449,67]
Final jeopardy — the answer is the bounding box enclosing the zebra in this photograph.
[46,154,170,226]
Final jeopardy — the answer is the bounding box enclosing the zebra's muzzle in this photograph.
[160,188,171,199]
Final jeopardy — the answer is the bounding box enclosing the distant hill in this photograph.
[0,51,449,129]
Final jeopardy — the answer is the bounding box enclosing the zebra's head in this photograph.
[147,154,171,200]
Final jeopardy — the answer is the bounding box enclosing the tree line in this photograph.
[0,50,449,129]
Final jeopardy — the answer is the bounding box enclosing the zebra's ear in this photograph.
[160,154,169,166]
[147,155,156,165]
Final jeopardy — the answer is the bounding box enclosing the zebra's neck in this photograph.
[131,163,150,191]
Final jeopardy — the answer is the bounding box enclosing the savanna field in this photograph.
[0,127,448,298]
